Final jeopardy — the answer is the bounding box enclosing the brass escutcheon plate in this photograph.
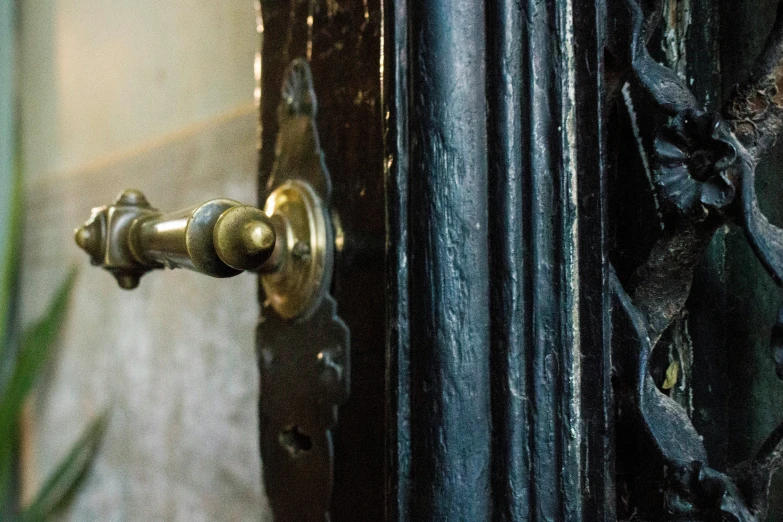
[261,180,332,320]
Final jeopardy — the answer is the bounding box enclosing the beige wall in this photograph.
[20,0,260,182]
[18,1,271,520]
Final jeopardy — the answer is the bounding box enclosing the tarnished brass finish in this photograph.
[214,205,277,271]
[260,180,332,320]
[75,189,277,290]
[75,181,331,319]
[75,189,162,289]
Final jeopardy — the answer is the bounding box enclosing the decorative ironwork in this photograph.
[610,0,783,519]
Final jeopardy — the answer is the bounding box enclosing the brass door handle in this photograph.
[75,179,333,319]
[73,60,351,520]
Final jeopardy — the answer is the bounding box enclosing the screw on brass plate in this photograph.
[291,240,312,261]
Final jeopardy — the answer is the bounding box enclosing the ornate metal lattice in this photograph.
[609,1,783,519]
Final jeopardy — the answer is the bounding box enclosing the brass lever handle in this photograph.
[74,189,277,289]
[75,180,332,320]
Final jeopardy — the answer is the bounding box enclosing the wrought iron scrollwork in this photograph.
[609,0,783,519]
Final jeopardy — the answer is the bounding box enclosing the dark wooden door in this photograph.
[256,1,783,521]
[257,3,385,521]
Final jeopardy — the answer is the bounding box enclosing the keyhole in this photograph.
[278,425,313,457]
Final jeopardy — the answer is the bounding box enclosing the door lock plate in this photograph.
[257,58,349,522]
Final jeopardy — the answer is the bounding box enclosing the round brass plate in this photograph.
[261,180,332,320]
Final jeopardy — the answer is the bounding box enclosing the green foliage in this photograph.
[0,150,22,369]
[18,412,108,522]
[0,154,106,520]
[0,270,77,449]
[0,134,26,518]
[0,270,107,521]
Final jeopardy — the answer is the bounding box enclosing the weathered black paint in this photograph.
[256,1,783,520]
[406,0,492,519]
[573,2,615,520]
[486,1,530,520]
[382,0,411,520]
[687,0,730,479]
[386,0,611,520]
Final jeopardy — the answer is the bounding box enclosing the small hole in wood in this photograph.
[278,425,313,457]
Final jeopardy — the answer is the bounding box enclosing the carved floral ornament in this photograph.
[609,0,783,519]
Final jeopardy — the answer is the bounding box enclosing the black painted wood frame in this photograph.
[384,1,613,521]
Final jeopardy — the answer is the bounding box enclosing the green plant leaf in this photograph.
[0,117,23,522]
[0,435,15,518]
[19,411,108,522]
[0,150,23,365]
[0,269,77,462]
